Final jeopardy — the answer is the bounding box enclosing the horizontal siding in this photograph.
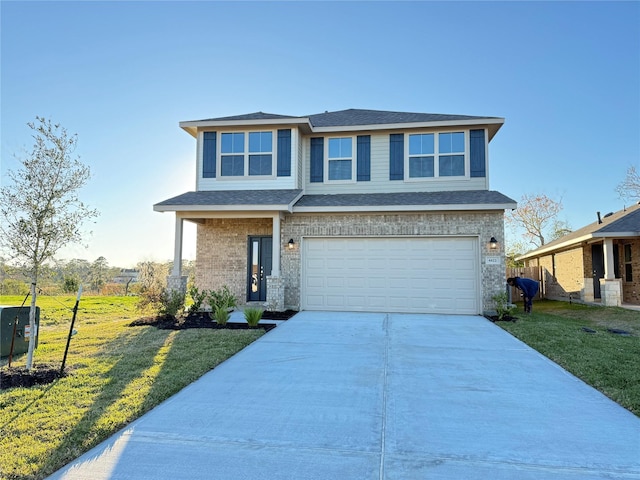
[303,132,488,194]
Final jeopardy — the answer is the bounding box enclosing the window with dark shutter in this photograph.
[203,132,216,178]
[357,135,371,181]
[277,129,291,177]
[310,137,324,183]
[389,133,404,180]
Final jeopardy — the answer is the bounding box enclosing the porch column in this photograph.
[271,214,281,276]
[603,238,615,280]
[167,216,187,295]
[266,213,285,311]
[600,238,621,306]
[172,216,184,277]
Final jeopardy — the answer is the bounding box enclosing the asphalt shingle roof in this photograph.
[307,109,499,127]
[154,190,303,207]
[155,189,516,211]
[190,109,501,128]
[295,190,516,208]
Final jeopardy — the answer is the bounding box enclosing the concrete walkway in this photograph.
[48,312,640,480]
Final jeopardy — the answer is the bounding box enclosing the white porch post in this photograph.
[167,216,187,295]
[172,216,184,277]
[603,238,615,280]
[266,213,285,311]
[271,214,281,277]
[601,238,621,306]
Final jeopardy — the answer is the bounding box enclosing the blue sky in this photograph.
[1,1,639,268]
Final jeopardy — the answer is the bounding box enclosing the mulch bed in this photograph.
[1,363,62,390]
[129,309,297,331]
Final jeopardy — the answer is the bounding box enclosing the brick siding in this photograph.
[195,211,506,313]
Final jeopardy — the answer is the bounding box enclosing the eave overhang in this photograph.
[517,231,640,261]
[180,118,314,138]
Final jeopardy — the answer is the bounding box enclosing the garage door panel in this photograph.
[303,237,479,314]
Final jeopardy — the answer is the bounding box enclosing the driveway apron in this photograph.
[48,312,640,480]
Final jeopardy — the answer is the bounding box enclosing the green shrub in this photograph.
[213,306,230,325]
[187,285,208,316]
[492,291,516,320]
[137,287,185,318]
[160,289,186,317]
[244,307,263,326]
[207,285,237,312]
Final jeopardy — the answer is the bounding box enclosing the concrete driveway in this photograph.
[48,312,640,480]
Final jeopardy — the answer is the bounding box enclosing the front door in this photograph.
[247,236,272,302]
[592,244,604,299]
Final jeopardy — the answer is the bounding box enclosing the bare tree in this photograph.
[506,193,566,248]
[616,165,640,202]
[0,117,99,369]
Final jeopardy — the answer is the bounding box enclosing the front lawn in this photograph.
[496,300,640,416]
[0,295,264,480]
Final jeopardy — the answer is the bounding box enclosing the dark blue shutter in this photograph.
[389,133,404,180]
[470,129,486,178]
[277,129,292,176]
[357,135,371,181]
[310,137,324,183]
[203,132,216,178]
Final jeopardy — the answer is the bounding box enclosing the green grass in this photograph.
[0,295,264,480]
[497,300,640,417]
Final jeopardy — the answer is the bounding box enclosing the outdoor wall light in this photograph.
[489,237,498,250]
[288,239,295,249]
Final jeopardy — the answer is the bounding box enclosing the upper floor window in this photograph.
[624,244,633,282]
[220,131,273,177]
[407,131,465,179]
[327,137,353,181]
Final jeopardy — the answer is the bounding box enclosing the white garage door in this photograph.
[302,237,479,314]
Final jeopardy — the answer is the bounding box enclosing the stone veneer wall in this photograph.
[195,218,272,304]
[280,211,506,313]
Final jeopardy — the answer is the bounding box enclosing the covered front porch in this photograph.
[153,190,303,311]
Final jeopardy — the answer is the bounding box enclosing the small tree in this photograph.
[0,117,99,369]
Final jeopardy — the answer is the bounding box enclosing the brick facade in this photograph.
[621,239,640,304]
[195,218,272,303]
[524,240,640,306]
[195,211,506,313]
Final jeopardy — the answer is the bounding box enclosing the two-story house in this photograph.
[154,109,516,315]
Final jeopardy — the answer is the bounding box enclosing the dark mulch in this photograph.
[262,310,298,320]
[129,313,283,332]
[486,315,518,323]
[1,363,62,390]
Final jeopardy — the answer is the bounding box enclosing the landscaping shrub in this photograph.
[244,307,263,326]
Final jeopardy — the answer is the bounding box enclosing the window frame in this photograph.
[216,130,276,179]
[325,136,356,183]
[404,130,469,181]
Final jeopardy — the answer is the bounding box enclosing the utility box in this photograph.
[0,306,40,357]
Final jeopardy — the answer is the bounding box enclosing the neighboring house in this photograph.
[113,269,139,284]
[154,109,516,315]
[517,203,640,307]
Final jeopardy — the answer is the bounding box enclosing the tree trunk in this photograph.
[25,281,37,370]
